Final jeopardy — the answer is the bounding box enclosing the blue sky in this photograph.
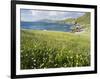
[21,9,85,22]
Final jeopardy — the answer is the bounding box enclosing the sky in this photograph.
[21,9,85,22]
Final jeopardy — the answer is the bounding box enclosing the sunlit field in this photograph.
[21,29,90,69]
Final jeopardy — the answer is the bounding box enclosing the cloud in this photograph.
[21,9,85,22]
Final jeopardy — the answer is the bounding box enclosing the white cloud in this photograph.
[21,9,85,22]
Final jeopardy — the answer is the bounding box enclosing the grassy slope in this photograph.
[76,12,90,25]
[61,12,90,29]
[21,30,90,69]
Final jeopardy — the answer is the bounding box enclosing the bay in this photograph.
[21,21,73,32]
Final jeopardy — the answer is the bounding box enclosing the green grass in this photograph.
[21,29,90,69]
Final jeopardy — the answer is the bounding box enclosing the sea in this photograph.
[21,21,73,32]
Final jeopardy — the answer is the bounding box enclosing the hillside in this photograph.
[76,12,90,25]
[60,12,90,28]
[21,30,90,69]
[63,12,90,24]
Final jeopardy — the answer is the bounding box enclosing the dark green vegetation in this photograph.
[21,30,90,69]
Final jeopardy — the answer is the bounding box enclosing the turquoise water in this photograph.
[21,22,73,32]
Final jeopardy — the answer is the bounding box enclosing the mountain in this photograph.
[59,18,75,24]
[21,19,57,23]
[35,19,57,23]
